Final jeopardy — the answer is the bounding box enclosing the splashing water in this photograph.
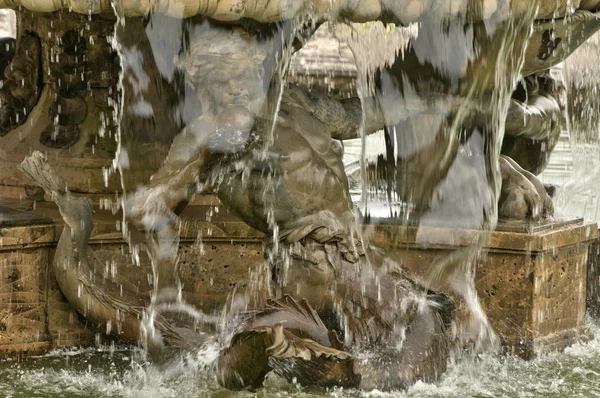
[10,0,600,394]
[4,318,600,397]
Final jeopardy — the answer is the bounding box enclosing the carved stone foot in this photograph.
[499,155,554,221]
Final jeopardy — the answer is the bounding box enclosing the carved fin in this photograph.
[19,151,68,196]
[246,295,331,347]
[266,295,327,330]
[218,322,359,391]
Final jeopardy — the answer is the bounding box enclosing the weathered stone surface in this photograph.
[1,201,597,359]
[368,220,597,359]
[0,206,94,358]
[0,200,267,358]
[0,205,51,228]
[587,233,600,317]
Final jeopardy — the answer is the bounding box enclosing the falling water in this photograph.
[106,10,325,355]
[94,0,596,384]
[4,1,600,396]
[334,8,544,355]
[555,33,600,222]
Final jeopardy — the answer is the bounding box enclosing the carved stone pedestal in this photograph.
[2,199,598,360]
[586,234,600,317]
[369,219,598,359]
[0,205,94,358]
[0,200,269,357]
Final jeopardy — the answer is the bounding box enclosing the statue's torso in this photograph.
[216,97,354,235]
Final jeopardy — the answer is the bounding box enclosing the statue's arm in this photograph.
[125,140,213,231]
[505,73,563,141]
[283,85,386,140]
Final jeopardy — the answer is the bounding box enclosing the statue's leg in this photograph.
[502,72,563,175]
[499,154,554,220]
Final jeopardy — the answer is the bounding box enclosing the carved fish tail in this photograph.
[20,150,93,246]
[19,151,68,197]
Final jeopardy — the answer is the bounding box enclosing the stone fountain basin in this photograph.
[0,199,597,359]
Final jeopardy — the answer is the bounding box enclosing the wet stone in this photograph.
[587,231,600,317]
[369,219,598,359]
[0,205,94,358]
[0,205,52,228]
[39,123,80,149]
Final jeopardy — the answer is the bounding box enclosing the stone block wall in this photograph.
[0,211,94,358]
[1,200,598,359]
[368,220,598,359]
[587,234,600,317]
[0,202,268,358]
[479,241,591,357]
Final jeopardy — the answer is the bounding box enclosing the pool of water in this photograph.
[3,320,600,398]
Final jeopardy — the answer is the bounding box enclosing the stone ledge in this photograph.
[0,330,95,358]
[503,325,594,358]
[366,219,598,253]
[1,201,598,359]
[368,220,598,359]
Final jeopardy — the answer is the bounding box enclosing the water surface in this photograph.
[2,321,600,398]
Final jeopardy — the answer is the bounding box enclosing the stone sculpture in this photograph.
[0,0,594,23]
[21,82,455,389]
[0,33,40,136]
[8,0,600,392]
[39,30,89,148]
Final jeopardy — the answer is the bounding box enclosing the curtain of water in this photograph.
[339,7,542,352]
[90,0,595,386]
[558,33,600,222]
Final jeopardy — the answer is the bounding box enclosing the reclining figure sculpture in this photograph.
[11,0,600,392]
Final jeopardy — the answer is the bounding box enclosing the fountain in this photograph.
[0,0,599,394]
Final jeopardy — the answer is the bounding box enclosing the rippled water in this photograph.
[3,320,600,398]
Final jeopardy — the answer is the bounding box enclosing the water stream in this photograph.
[2,1,600,395]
